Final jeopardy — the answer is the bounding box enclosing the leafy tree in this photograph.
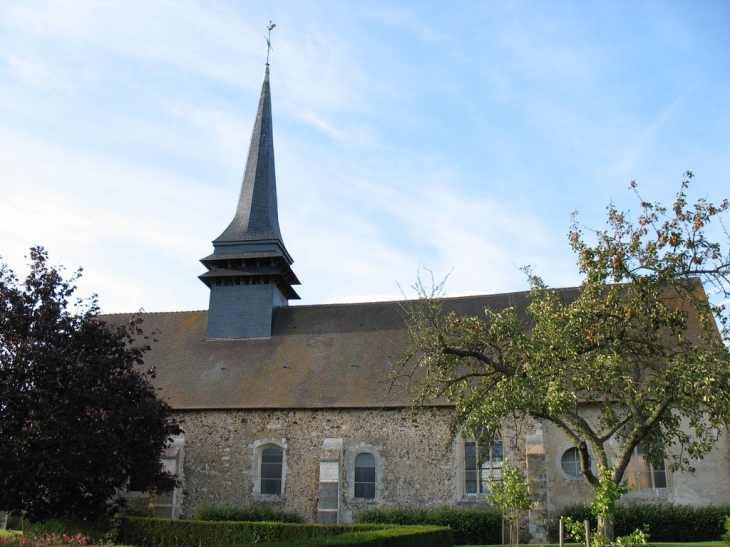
[0,247,180,522]
[394,173,730,539]
[485,459,532,547]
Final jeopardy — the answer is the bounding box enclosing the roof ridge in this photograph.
[98,309,208,317]
[99,286,584,317]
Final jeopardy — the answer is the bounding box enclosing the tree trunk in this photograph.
[597,516,615,543]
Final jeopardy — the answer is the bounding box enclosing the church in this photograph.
[116,62,730,543]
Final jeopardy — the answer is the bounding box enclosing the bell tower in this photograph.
[199,63,300,339]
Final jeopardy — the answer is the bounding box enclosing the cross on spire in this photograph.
[265,22,276,65]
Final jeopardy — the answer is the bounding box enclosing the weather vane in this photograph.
[265,21,276,65]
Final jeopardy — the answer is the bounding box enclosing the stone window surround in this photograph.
[251,438,288,500]
[559,446,581,479]
[344,443,383,502]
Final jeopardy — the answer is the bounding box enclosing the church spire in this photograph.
[212,65,288,257]
[199,59,300,340]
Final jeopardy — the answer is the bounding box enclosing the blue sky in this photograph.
[1,1,728,314]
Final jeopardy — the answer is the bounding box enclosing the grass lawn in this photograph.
[464,543,725,547]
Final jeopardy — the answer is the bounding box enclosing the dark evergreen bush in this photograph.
[562,503,730,542]
[119,516,450,547]
[195,504,303,523]
[354,506,501,545]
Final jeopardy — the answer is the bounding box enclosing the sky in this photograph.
[0,0,729,314]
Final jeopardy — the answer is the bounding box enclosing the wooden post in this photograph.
[585,520,591,547]
[559,517,564,547]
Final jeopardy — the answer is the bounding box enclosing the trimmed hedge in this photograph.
[562,503,730,542]
[258,526,453,547]
[195,505,303,524]
[354,506,501,546]
[119,516,451,547]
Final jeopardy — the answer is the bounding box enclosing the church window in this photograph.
[260,446,284,495]
[126,436,184,519]
[354,453,376,499]
[625,445,667,489]
[560,447,581,478]
[464,438,503,496]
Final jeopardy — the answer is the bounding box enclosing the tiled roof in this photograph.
[102,290,545,410]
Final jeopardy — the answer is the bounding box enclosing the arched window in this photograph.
[464,437,503,495]
[561,447,581,478]
[261,446,283,495]
[354,453,376,499]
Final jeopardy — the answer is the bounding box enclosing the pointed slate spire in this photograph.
[214,65,286,251]
[200,65,300,339]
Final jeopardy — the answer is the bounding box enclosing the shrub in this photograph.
[23,519,108,544]
[121,516,375,547]
[0,532,89,547]
[195,504,303,523]
[562,503,730,542]
[354,506,501,545]
[257,525,453,547]
[723,516,730,545]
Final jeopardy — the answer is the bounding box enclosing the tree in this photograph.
[0,247,180,522]
[394,173,730,539]
[485,459,532,547]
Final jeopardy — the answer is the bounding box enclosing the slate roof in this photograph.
[102,290,545,411]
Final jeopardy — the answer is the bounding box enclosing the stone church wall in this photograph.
[172,406,730,542]
[177,407,459,523]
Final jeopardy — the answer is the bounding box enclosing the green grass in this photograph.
[463,543,725,547]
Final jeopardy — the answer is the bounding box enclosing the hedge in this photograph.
[354,506,501,546]
[195,505,303,524]
[257,526,453,547]
[119,516,451,547]
[562,503,730,542]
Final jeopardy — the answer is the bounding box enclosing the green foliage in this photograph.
[195,504,303,523]
[395,175,730,534]
[119,516,395,547]
[563,516,646,547]
[723,516,730,544]
[0,532,90,547]
[485,459,532,522]
[0,248,180,521]
[354,505,501,545]
[563,503,730,542]
[589,468,628,524]
[485,460,531,547]
[23,518,108,544]
[256,526,453,547]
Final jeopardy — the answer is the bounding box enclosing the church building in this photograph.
[117,63,730,543]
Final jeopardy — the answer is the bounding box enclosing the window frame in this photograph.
[560,446,581,479]
[252,439,288,500]
[345,444,382,502]
[458,436,503,499]
[625,445,667,490]
[260,446,284,495]
[353,453,376,500]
